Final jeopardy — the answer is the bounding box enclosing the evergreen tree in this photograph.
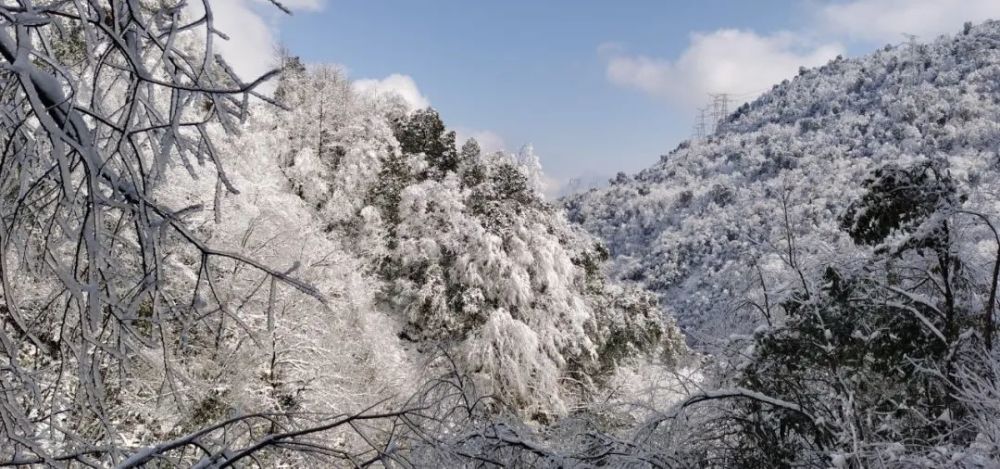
[393,108,460,179]
[730,159,982,467]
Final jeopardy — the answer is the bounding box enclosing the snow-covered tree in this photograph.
[568,20,1000,467]
[259,68,687,419]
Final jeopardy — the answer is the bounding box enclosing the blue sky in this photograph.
[217,0,1000,190]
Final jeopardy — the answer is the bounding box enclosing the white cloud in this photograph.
[184,0,326,89]
[602,1,1000,110]
[352,74,431,111]
[456,129,506,155]
[818,0,1000,44]
[605,30,843,109]
[201,0,278,84]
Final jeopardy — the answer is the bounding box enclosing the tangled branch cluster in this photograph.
[0,0,322,463]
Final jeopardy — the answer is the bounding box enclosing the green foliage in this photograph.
[50,22,86,65]
[708,184,735,207]
[366,151,413,230]
[459,138,487,187]
[595,291,668,370]
[274,54,307,102]
[727,160,981,467]
[466,161,539,232]
[361,108,683,413]
[135,300,154,337]
[393,108,459,178]
[841,160,961,247]
[460,138,481,161]
[737,268,962,466]
[188,389,233,432]
[371,109,462,231]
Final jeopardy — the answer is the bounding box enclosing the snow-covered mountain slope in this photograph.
[138,65,688,430]
[566,20,1000,341]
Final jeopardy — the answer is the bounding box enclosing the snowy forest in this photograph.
[1,0,1000,467]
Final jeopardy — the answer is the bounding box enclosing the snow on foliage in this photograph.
[568,20,1000,467]
[205,64,689,421]
[568,21,1000,344]
[0,6,686,458]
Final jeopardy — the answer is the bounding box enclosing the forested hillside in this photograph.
[3,0,1000,466]
[569,21,1000,342]
[564,20,1000,467]
[185,63,687,420]
[0,2,685,463]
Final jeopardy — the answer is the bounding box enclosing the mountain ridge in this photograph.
[567,19,1000,341]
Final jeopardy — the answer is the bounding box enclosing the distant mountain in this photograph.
[566,20,1000,342]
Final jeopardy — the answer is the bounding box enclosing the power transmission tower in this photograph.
[902,33,920,59]
[710,93,730,131]
[901,32,921,78]
[693,106,710,139]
